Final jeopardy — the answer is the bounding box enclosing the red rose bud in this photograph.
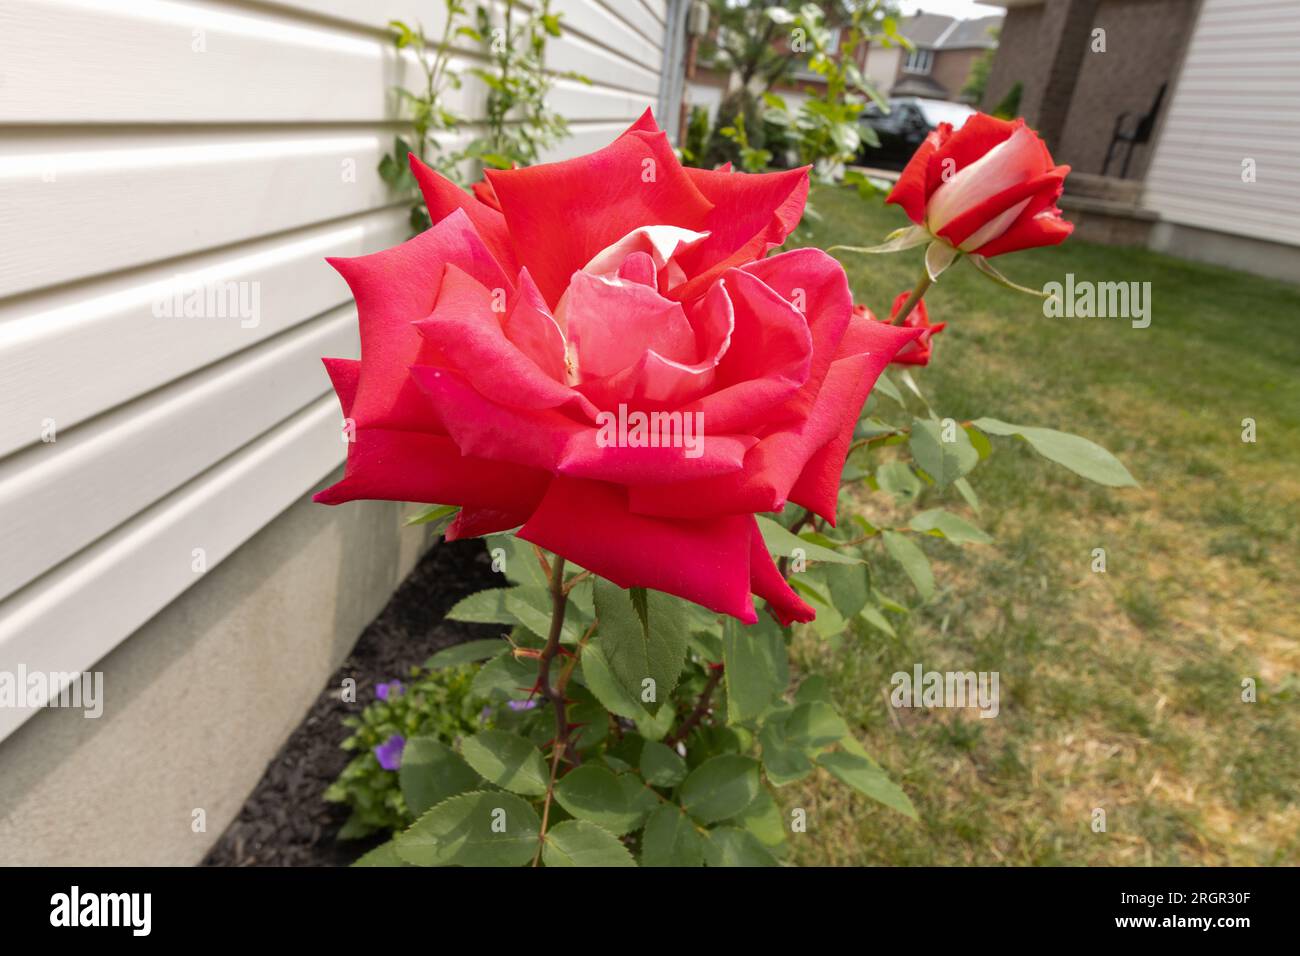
[887,113,1072,259]
[852,295,945,367]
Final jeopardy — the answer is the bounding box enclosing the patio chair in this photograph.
[1102,83,1167,179]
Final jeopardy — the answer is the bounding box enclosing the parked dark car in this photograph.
[857,97,976,169]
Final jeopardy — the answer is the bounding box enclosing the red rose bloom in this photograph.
[887,113,1072,258]
[315,111,922,624]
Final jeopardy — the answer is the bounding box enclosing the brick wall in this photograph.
[1058,0,1197,177]
[982,0,1197,177]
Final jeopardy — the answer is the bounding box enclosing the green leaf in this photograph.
[759,713,813,786]
[553,765,644,835]
[505,586,584,643]
[722,615,789,725]
[579,644,673,741]
[396,791,540,866]
[965,424,993,460]
[404,503,459,527]
[784,700,849,751]
[909,418,979,488]
[882,530,935,601]
[871,370,906,406]
[400,737,481,817]
[485,534,549,589]
[756,516,862,565]
[729,787,786,848]
[459,731,549,796]
[641,806,705,867]
[593,579,688,714]
[471,653,536,702]
[954,476,982,514]
[829,223,929,255]
[639,740,688,788]
[971,419,1138,487]
[875,460,922,503]
[702,827,779,866]
[967,254,1053,298]
[542,820,635,867]
[445,588,517,626]
[858,604,896,637]
[352,840,409,867]
[816,749,917,820]
[795,676,832,705]
[680,755,760,824]
[824,561,869,618]
[908,508,992,545]
[425,638,507,670]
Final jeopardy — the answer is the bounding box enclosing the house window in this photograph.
[903,47,934,75]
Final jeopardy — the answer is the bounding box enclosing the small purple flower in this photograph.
[479,705,493,723]
[374,734,405,771]
[375,680,404,701]
[508,699,539,712]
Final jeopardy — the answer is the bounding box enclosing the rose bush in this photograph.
[318,108,1138,868]
[316,110,925,626]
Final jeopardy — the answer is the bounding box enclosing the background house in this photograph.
[865,11,1003,102]
[0,0,682,866]
[982,0,1299,282]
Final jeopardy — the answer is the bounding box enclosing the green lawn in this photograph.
[785,185,1300,866]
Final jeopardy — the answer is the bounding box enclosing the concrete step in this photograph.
[1065,172,1144,204]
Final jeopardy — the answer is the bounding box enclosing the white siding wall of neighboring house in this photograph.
[864,45,902,96]
[1142,0,1300,248]
[0,0,669,745]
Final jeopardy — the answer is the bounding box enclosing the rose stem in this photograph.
[532,553,570,866]
[891,270,933,326]
[665,664,725,748]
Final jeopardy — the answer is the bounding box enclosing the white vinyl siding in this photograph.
[0,0,669,742]
[1142,0,1300,247]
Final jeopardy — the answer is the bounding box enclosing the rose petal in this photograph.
[672,165,811,301]
[517,477,759,623]
[327,208,511,431]
[315,426,549,511]
[415,264,597,419]
[747,518,815,625]
[485,128,714,307]
[410,366,754,485]
[925,125,1048,235]
[410,154,519,275]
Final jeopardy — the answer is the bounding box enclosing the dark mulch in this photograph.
[201,538,499,867]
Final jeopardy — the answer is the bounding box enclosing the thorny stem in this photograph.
[556,619,597,697]
[665,664,725,748]
[891,270,933,326]
[532,553,569,866]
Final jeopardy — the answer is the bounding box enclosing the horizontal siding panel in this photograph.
[0,397,345,742]
[0,0,658,125]
[641,0,668,24]
[589,0,664,47]
[0,130,395,297]
[1142,0,1300,246]
[0,208,405,460]
[254,0,663,51]
[0,0,399,123]
[0,309,356,600]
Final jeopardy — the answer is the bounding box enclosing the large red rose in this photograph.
[887,113,1072,258]
[316,111,922,624]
